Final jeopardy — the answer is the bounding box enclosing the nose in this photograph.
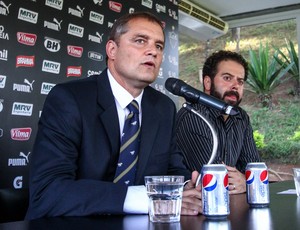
[231,78,240,91]
[145,42,158,57]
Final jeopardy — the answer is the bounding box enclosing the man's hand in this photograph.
[225,165,246,194]
[181,171,202,215]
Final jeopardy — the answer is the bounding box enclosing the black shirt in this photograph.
[176,103,261,173]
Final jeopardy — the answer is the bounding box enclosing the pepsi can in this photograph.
[245,162,270,207]
[201,164,230,219]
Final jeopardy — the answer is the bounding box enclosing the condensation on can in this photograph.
[245,162,270,207]
[201,164,230,219]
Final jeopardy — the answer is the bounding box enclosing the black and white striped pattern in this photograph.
[176,103,261,173]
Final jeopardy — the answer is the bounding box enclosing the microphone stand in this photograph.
[182,102,218,186]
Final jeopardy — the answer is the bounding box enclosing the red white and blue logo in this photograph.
[202,174,217,191]
[224,173,229,190]
[245,170,255,184]
[260,170,269,184]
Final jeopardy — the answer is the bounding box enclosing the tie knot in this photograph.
[127,100,139,114]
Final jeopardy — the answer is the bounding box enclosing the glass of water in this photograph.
[144,175,185,223]
[293,168,300,196]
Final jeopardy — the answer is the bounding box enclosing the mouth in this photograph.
[225,94,238,102]
[142,61,155,68]
[223,91,240,103]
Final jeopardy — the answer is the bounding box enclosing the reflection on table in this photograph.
[0,180,299,230]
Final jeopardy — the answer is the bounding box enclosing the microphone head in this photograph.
[165,78,185,96]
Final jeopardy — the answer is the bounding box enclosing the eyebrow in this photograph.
[221,72,245,80]
[134,33,165,46]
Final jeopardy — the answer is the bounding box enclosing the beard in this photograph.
[210,83,242,106]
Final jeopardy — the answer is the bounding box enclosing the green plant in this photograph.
[245,98,300,163]
[289,126,300,141]
[273,39,300,95]
[247,42,294,109]
[253,130,266,149]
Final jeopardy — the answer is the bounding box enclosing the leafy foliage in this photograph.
[253,130,266,149]
[273,39,300,95]
[289,126,300,141]
[245,99,300,163]
[247,43,293,109]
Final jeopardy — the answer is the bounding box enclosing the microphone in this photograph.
[165,77,239,116]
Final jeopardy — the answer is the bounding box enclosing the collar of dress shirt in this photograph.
[107,69,143,110]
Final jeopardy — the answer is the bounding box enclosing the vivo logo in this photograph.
[11,128,32,141]
[67,45,83,58]
[17,32,37,46]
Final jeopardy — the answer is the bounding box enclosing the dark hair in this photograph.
[108,11,164,44]
[106,11,165,64]
[202,50,248,85]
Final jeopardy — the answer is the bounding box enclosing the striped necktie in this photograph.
[113,100,140,185]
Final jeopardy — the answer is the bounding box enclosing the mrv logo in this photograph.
[42,60,61,74]
[8,152,31,166]
[18,8,38,24]
[68,23,84,38]
[45,0,63,10]
[41,82,55,95]
[12,102,33,116]
[44,37,61,52]
[89,11,104,24]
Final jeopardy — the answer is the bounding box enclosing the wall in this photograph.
[0,0,179,190]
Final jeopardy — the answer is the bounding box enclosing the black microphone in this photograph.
[165,77,239,116]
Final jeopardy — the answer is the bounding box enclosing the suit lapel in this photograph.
[96,71,120,158]
[136,88,160,183]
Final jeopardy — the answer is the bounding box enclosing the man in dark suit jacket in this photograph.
[26,12,201,220]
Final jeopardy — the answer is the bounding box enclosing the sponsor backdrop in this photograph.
[0,0,179,190]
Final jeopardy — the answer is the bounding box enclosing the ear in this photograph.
[203,76,211,94]
[106,40,117,60]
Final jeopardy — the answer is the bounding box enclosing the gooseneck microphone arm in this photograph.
[182,103,218,186]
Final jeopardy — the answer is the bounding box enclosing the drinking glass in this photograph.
[144,175,184,223]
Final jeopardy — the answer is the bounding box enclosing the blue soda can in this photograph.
[201,164,230,219]
[246,162,270,207]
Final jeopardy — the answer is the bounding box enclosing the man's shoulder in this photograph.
[145,86,175,104]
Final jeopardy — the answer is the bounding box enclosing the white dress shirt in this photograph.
[107,69,148,214]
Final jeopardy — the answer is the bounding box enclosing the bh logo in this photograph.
[260,170,269,184]
[245,170,255,184]
[202,174,217,191]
